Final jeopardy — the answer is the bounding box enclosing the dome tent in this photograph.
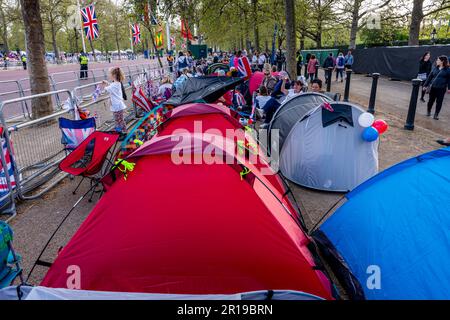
[279,102,379,192]
[40,104,335,300]
[313,147,450,299]
[268,93,333,153]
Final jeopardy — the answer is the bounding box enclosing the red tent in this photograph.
[41,104,334,299]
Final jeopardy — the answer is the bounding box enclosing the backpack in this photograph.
[178,56,188,69]
[337,56,345,67]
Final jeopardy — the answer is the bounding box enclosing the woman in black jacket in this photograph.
[423,55,450,120]
[418,52,432,102]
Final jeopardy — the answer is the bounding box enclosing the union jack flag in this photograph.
[132,23,141,45]
[81,5,99,40]
[132,86,154,113]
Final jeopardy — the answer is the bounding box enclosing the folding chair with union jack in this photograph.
[59,131,120,201]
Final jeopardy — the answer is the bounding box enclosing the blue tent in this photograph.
[313,147,450,300]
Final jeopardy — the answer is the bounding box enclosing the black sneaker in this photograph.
[420,98,426,103]
[426,112,431,116]
[433,115,439,120]
[118,132,127,141]
[436,139,450,146]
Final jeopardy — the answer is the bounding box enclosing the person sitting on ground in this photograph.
[271,71,291,99]
[262,63,278,95]
[195,66,204,77]
[158,76,173,99]
[281,79,304,102]
[310,78,324,93]
[323,53,335,84]
[436,137,450,146]
[255,85,271,119]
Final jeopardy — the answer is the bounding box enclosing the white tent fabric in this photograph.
[279,103,378,192]
[0,286,324,300]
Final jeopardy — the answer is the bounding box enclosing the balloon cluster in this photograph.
[358,112,388,142]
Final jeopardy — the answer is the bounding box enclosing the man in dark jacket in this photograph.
[323,53,335,84]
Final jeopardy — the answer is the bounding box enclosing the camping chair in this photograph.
[59,131,120,201]
[58,117,96,152]
[0,221,23,289]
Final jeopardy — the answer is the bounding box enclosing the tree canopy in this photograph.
[0,0,448,55]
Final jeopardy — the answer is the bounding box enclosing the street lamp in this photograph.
[431,28,437,45]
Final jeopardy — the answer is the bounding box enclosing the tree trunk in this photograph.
[300,32,305,50]
[408,0,424,46]
[0,2,8,53]
[349,0,362,49]
[252,0,260,51]
[73,27,79,53]
[114,21,121,60]
[284,0,296,79]
[50,17,59,64]
[20,0,52,119]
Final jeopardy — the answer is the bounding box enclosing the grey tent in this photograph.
[165,76,243,106]
[279,102,379,192]
[268,93,333,153]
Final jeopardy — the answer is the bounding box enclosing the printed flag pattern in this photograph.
[237,56,252,81]
[181,20,193,40]
[61,126,95,150]
[0,133,16,199]
[132,23,141,45]
[132,86,154,112]
[155,27,164,49]
[81,5,99,40]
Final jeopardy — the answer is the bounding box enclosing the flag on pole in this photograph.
[132,23,141,45]
[81,4,99,40]
[155,27,164,49]
[181,19,193,40]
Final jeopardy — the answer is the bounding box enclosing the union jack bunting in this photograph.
[0,128,16,201]
[81,5,99,40]
[132,23,141,45]
[321,102,334,112]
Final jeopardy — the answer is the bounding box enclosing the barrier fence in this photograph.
[0,63,171,221]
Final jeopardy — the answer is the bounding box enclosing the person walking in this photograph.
[418,52,432,103]
[322,53,335,84]
[344,50,354,71]
[423,55,450,120]
[21,54,27,70]
[167,52,174,73]
[79,52,89,80]
[176,51,188,77]
[296,50,303,77]
[335,52,345,82]
[307,54,318,81]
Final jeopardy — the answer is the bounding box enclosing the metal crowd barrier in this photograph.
[0,80,31,121]
[0,90,74,204]
[0,63,171,219]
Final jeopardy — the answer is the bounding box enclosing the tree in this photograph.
[41,0,69,63]
[0,0,9,53]
[19,0,52,119]
[408,0,450,45]
[284,0,296,78]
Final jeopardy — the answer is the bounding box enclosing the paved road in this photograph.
[318,69,449,136]
[0,58,163,121]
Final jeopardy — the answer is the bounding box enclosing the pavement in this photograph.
[2,65,449,295]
